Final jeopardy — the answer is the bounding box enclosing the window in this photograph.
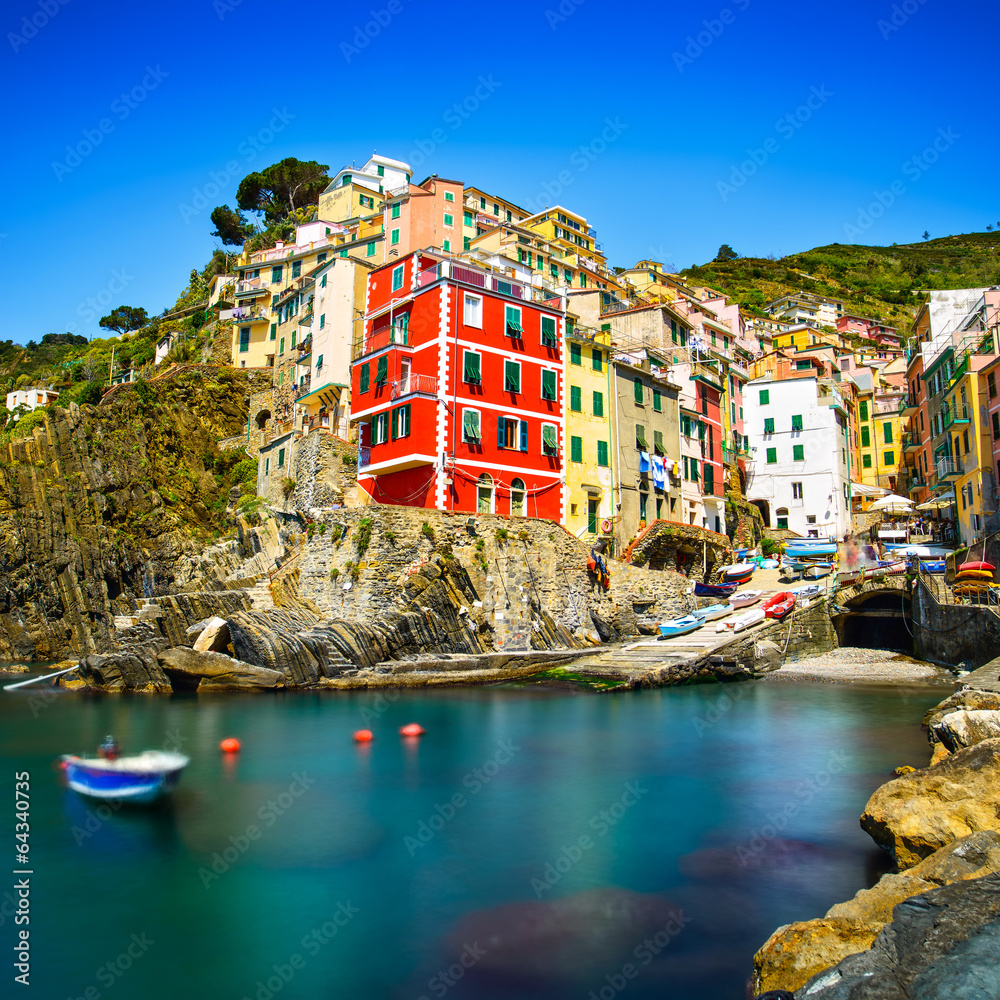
[291,260,301,279]
[635,424,648,449]
[278,448,285,468]
[704,463,714,494]
[766,447,777,464]
[653,430,664,454]
[791,414,803,431]
[375,355,388,385]
[498,416,527,451]
[493,203,499,215]
[279,337,285,355]
[319,314,326,329]
[989,372,997,398]
[391,203,400,219]
[570,386,582,412]
[444,191,454,202]
[541,316,557,347]
[464,294,482,327]
[639,492,648,521]
[861,426,871,447]
[264,457,270,476]
[764,417,774,435]
[316,354,323,369]
[392,265,404,291]
[592,350,603,372]
[462,408,481,443]
[884,422,893,443]
[571,435,583,462]
[796,360,811,371]
[792,482,803,499]
[391,404,411,440]
[862,453,872,468]
[359,195,374,209]
[320,274,327,289]
[593,391,604,417]
[510,477,524,516]
[992,412,1000,440]
[359,363,370,393]
[859,400,869,420]
[884,450,894,465]
[542,423,558,455]
[759,389,770,405]
[570,342,581,365]
[653,389,662,412]
[444,213,454,227]
[776,515,788,530]
[597,440,609,467]
[504,360,520,393]
[542,370,557,400]
[366,243,375,257]
[505,305,523,336]
[340,249,348,257]
[269,323,276,341]
[634,379,644,405]
[372,412,389,444]
[239,327,250,353]
[671,319,677,344]
[272,266,282,283]
[463,237,471,251]
[391,229,400,245]
[793,444,804,461]
[463,350,481,383]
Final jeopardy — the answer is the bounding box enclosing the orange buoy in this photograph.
[353,729,374,742]
[220,737,241,753]
[399,723,426,737]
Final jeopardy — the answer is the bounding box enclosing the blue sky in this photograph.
[2,0,997,343]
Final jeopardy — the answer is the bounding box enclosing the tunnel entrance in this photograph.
[838,593,912,653]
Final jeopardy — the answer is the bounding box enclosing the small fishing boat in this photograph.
[792,584,823,601]
[920,560,945,574]
[694,603,733,622]
[728,589,763,608]
[721,562,755,581]
[756,557,779,569]
[693,581,738,598]
[763,591,796,620]
[59,737,189,804]
[785,543,837,558]
[658,615,704,639]
[731,608,766,632]
[803,562,834,579]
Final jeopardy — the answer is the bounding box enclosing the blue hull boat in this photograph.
[60,751,189,804]
[694,603,733,622]
[785,544,837,558]
[658,615,704,638]
[694,581,738,597]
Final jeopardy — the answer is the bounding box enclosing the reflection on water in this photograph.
[0,681,942,999]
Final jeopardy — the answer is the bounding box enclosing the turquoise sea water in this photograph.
[0,679,943,999]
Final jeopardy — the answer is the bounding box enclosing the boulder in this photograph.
[193,616,231,653]
[923,687,1000,733]
[861,738,1000,869]
[791,873,1000,998]
[157,646,283,691]
[753,832,1000,995]
[79,650,172,692]
[931,709,1000,752]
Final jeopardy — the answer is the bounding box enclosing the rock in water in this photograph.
[861,738,1000,869]
[931,710,1000,752]
[157,647,283,690]
[792,872,1000,998]
[192,616,231,653]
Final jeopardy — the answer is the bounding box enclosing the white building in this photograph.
[744,374,851,538]
[6,387,58,413]
[766,293,843,330]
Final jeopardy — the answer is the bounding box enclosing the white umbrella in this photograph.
[916,491,956,511]
[868,493,914,514]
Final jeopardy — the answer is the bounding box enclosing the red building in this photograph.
[351,250,567,519]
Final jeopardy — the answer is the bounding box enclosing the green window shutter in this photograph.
[635,424,647,448]
[542,424,557,453]
[859,400,869,420]
[444,213,453,227]
[279,337,285,354]
[391,229,400,245]
[653,430,664,453]
[861,426,870,447]
[597,440,608,467]
[366,243,375,257]
[464,211,473,226]
[570,386,582,411]
[884,423,893,443]
[592,391,603,417]
[766,447,777,464]
[239,328,250,352]
[269,323,276,340]
[278,448,285,467]
[704,463,713,493]
[550,264,558,278]
[862,453,872,468]
[541,316,556,346]
[391,203,400,219]
[698,421,706,441]
[392,266,404,290]
[278,372,284,386]
[376,355,387,384]
[884,451,894,465]
[634,379,643,404]
[340,249,348,257]
[653,389,661,412]
[691,459,699,483]
[292,261,301,278]
[463,352,481,382]
[764,417,774,434]
[759,389,770,405]
[504,361,520,392]
[571,436,582,462]
[519,420,528,451]
[791,414,803,431]
[570,343,581,365]
[359,363,369,393]
[542,369,556,400]
[272,266,282,282]
[592,350,603,372]
[793,444,804,461]
[391,407,399,440]
[505,306,523,334]
[463,409,480,442]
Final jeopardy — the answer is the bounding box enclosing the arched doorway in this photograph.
[510,478,525,517]
[477,473,493,514]
[751,499,770,527]
[254,409,271,431]
[775,507,789,530]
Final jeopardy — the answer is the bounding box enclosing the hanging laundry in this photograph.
[651,455,666,489]
[639,450,651,473]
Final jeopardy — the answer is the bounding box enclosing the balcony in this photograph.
[690,360,722,389]
[391,373,438,399]
[358,446,371,469]
[941,404,971,431]
[230,307,268,323]
[900,392,920,416]
[936,456,964,480]
[235,279,269,298]
[294,376,312,401]
[357,443,434,474]
[353,325,411,360]
[902,434,922,453]
[728,361,750,379]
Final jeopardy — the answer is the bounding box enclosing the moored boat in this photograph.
[802,562,834,579]
[658,615,705,638]
[763,591,795,620]
[59,737,189,804]
[791,583,822,601]
[694,603,733,622]
[728,589,763,608]
[693,581,738,598]
[721,562,755,581]
[785,543,837,558]
[731,608,766,632]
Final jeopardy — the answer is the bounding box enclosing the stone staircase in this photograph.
[245,575,276,611]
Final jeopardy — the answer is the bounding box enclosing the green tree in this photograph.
[714,244,738,262]
[99,306,149,337]
[236,158,330,224]
[922,231,930,241]
[210,205,255,247]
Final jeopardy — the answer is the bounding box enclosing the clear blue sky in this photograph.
[2,0,997,342]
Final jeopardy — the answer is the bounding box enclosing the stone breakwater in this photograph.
[751,661,1000,999]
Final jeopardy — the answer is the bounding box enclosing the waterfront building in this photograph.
[853,369,905,498]
[350,250,567,520]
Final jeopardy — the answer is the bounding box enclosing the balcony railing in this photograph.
[391,373,438,398]
[901,433,922,452]
[728,361,749,379]
[358,446,371,469]
[936,456,964,479]
[353,325,411,360]
[294,376,312,400]
[235,279,269,297]
[231,307,267,322]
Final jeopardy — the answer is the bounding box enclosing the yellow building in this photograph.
[943,360,990,544]
[563,322,616,540]
[857,384,905,497]
[618,260,680,302]
[461,187,531,252]
[317,154,411,226]
[771,324,845,352]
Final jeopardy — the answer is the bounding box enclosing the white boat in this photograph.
[60,747,189,804]
[731,608,766,633]
[792,584,822,601]
[884,544,953,558]
[721,562,756,581]
[658,615,704,638]
[728,589,763,608]
[694,603,733,622]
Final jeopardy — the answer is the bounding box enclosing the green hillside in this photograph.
[681,231,1000,331]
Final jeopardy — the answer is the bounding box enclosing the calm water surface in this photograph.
[0,677,944,999]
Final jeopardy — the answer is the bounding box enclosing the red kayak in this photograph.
[958,560,995,574]
[763,591,795,620]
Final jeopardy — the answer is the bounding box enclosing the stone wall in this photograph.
[912,579,1000,667]
[725,494,765,548]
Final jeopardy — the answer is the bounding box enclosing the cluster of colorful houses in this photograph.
[193,152,998,553]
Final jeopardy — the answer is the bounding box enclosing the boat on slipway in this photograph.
[658,615,705,639]
[694,603,733,622]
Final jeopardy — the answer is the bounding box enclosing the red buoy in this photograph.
[220,737,241,753]
[399,723,426,737]
[353,729,374,742]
